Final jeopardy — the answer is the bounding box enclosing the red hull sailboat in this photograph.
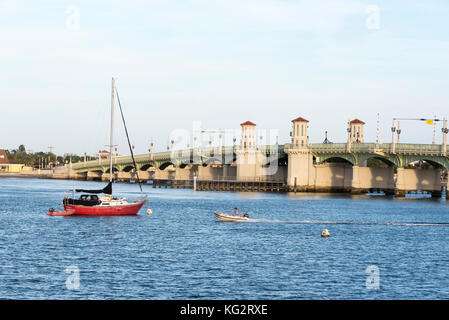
[63,200,145,216]
[62,182,147,216]
[61,77,147,216]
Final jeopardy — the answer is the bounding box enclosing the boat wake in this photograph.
[245,219,449,227]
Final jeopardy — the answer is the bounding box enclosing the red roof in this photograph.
[99,150,110,154]
[0,150,9,164]
[349,118,365,125]
[291,116,309,123]
[240,120,256,126]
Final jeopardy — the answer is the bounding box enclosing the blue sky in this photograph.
[1,0,448,155]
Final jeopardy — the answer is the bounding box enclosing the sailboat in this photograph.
[62,78,147,216]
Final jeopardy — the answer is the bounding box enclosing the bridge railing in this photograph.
[309,143,446,154]
[394,143,443,154]
[309,143,347,152]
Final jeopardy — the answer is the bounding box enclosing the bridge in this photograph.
[68,117,449,198]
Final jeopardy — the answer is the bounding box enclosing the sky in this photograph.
[1,0,448,156]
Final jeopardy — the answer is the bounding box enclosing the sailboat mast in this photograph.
[109,77,115,183]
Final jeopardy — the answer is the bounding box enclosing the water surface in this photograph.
[1,178,449,299]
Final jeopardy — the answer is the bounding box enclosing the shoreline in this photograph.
[0,173,39,179]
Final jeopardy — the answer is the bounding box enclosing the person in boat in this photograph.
[231,207,242,217]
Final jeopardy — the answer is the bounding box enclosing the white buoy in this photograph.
[321,229,330,238]
[146,209,152,215]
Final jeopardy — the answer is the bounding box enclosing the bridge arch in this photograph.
[122,165,135,172]
[179,160,194,169]
[103,167,119,173]
[201,158,223,167]
[159,161,175,170]
[315,154,355,166]
[401,156,449,170]
[139,163,155,171]
[357,154,399,167]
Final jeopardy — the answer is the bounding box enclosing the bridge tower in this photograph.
[236,121,263,180]
[292,116,309,148]
[348,119,365,143]
[287,116,314,191]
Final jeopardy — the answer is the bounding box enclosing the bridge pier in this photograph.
[395,168,442,198]
[87,171,102,181]
[350,165,362,194]
[351,166,395,195]
[286,149,315,192]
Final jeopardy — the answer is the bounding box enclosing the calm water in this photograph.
[1,177,449,299]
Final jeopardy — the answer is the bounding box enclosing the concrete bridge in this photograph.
[69,117,449,198]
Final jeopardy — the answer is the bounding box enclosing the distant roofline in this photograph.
[291,116,309,123]
[349,118,365,125]
[240,120,256,126]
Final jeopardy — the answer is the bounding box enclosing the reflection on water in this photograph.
[1,178,449,299]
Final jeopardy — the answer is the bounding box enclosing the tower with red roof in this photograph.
[291,116,309,148]
[236,120,263,179]
[348,119,365,143]
[286,116,314,191]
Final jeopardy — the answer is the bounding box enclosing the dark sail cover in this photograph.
[75,182,112,194]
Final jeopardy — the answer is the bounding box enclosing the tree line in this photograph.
[5,145,97,167]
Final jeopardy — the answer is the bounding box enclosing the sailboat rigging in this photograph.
[115,86,142,193]
[62,77,147,216]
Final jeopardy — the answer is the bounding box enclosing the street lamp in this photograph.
[323,131,331,144]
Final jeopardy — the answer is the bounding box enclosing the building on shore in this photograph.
[0,149,31,173]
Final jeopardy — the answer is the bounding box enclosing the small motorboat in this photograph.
[47,208,75,216]
[214,211,249,222]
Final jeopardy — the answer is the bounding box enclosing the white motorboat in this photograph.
[214,211,249,222]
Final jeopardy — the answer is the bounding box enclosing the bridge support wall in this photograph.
[395,168,442,197]
[237,150,263,180]
[313,163,353,193]
[351,166,395,194]
[287,149,396,193]
[198,166,223,180]
[287,150,315,191]
[87,171,102,181]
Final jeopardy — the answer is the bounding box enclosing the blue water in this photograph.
[1,177,449,299]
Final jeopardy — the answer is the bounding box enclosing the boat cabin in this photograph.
[63,194,100,206]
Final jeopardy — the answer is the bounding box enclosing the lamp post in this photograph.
[347,124,352,152]
[391,120,396,153]
[397,121,402,144]
[442,118,448,154]
[323,131,331,144]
